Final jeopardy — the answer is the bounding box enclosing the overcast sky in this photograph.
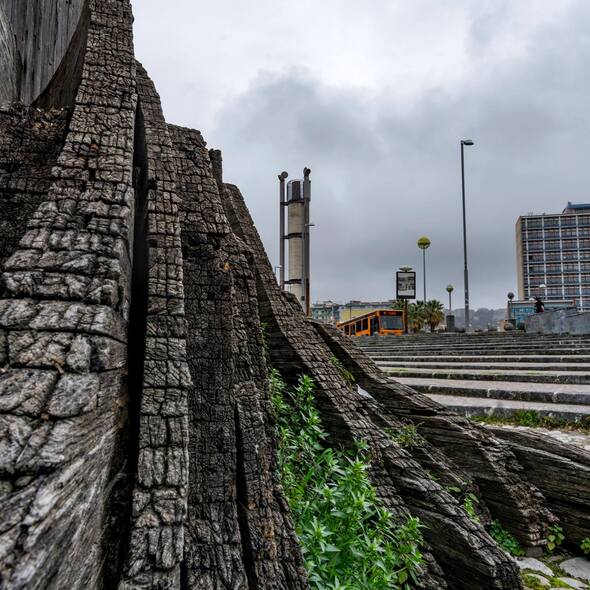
[132,0,590,309]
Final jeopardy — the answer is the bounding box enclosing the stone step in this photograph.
[359,335,590,342]
[366,349,590,358]
[394,376,590,405]
[363,335,590,340]
[425,393,590,421]
[357,337,590,345]
[369,355,590,365]
[383,366,590,384]
[377,361,590,372]
[365,350,590,362]
[360,345,590,354]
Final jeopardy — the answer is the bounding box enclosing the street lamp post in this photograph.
[460,139,474,330]
[446,284,454,315]
[446,284,455,332]
[417,236,431,303]
[278,171,288,289]
[507,292,515,328]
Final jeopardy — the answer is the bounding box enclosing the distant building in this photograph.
[311,301,341,324]
[516,202,590,310]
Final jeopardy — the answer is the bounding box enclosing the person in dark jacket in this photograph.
[534,296,545,313]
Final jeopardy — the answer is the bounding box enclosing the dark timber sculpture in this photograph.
[0,1,589,588]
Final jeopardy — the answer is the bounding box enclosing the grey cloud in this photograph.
[183,1,590,309]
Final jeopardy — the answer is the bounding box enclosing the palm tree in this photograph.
[408,301,426,332]
[424,300,445,332]
[392,299,406,310]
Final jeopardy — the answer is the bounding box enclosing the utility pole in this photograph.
[461,139,474,330]
[278,171,288,289]
[302,168,312,316]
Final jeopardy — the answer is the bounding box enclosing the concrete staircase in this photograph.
[356,332,590,421]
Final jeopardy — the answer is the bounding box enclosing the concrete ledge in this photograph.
[525,308,590,335]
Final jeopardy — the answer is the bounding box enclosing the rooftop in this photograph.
[564,202,590,213]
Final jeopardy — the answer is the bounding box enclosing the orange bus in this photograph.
[337,309,404,337]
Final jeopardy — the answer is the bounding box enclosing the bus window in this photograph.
[351,324,356,335]
[344,325,350,335]
[362,318,368,331]
[381,314,403,331]
[356,320,362,333]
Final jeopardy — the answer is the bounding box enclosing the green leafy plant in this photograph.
[329,356,356,390]
[446,486,480,524]
[546,524,565,553]
[424,469,439,482]
[513,409,542,428]
[271,369,425,589]
[384,423,421,448]
[462,493,481,524]
[489,520,524,556]
[581,537,590,554]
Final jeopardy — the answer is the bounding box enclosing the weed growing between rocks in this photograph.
[489,520,525,557]
[384,424,421,449]
[270,369,425,589]
[445,486,481,524]
[329,356,356,390]
[546,524,565,553]
[581,537,590,554]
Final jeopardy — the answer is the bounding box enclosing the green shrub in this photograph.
[581,537,590,554]
[271,369,425,589]
[446,486,480,524]
[384,424,421,448]
[513,410,542,427]
[462,493,481,524]
[489,520,524,556]
[546,524,565,553]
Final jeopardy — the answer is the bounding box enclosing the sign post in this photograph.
[396,270,416,334]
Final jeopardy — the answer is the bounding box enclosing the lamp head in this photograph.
[417,236,431,250]
[446,285,454,293]
[461,139,474,146]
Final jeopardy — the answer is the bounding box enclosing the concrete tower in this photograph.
[280,168,312,314]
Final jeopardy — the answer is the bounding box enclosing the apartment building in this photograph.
[516,202,590,310]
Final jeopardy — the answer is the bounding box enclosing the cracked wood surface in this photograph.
[0,0,588,588]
